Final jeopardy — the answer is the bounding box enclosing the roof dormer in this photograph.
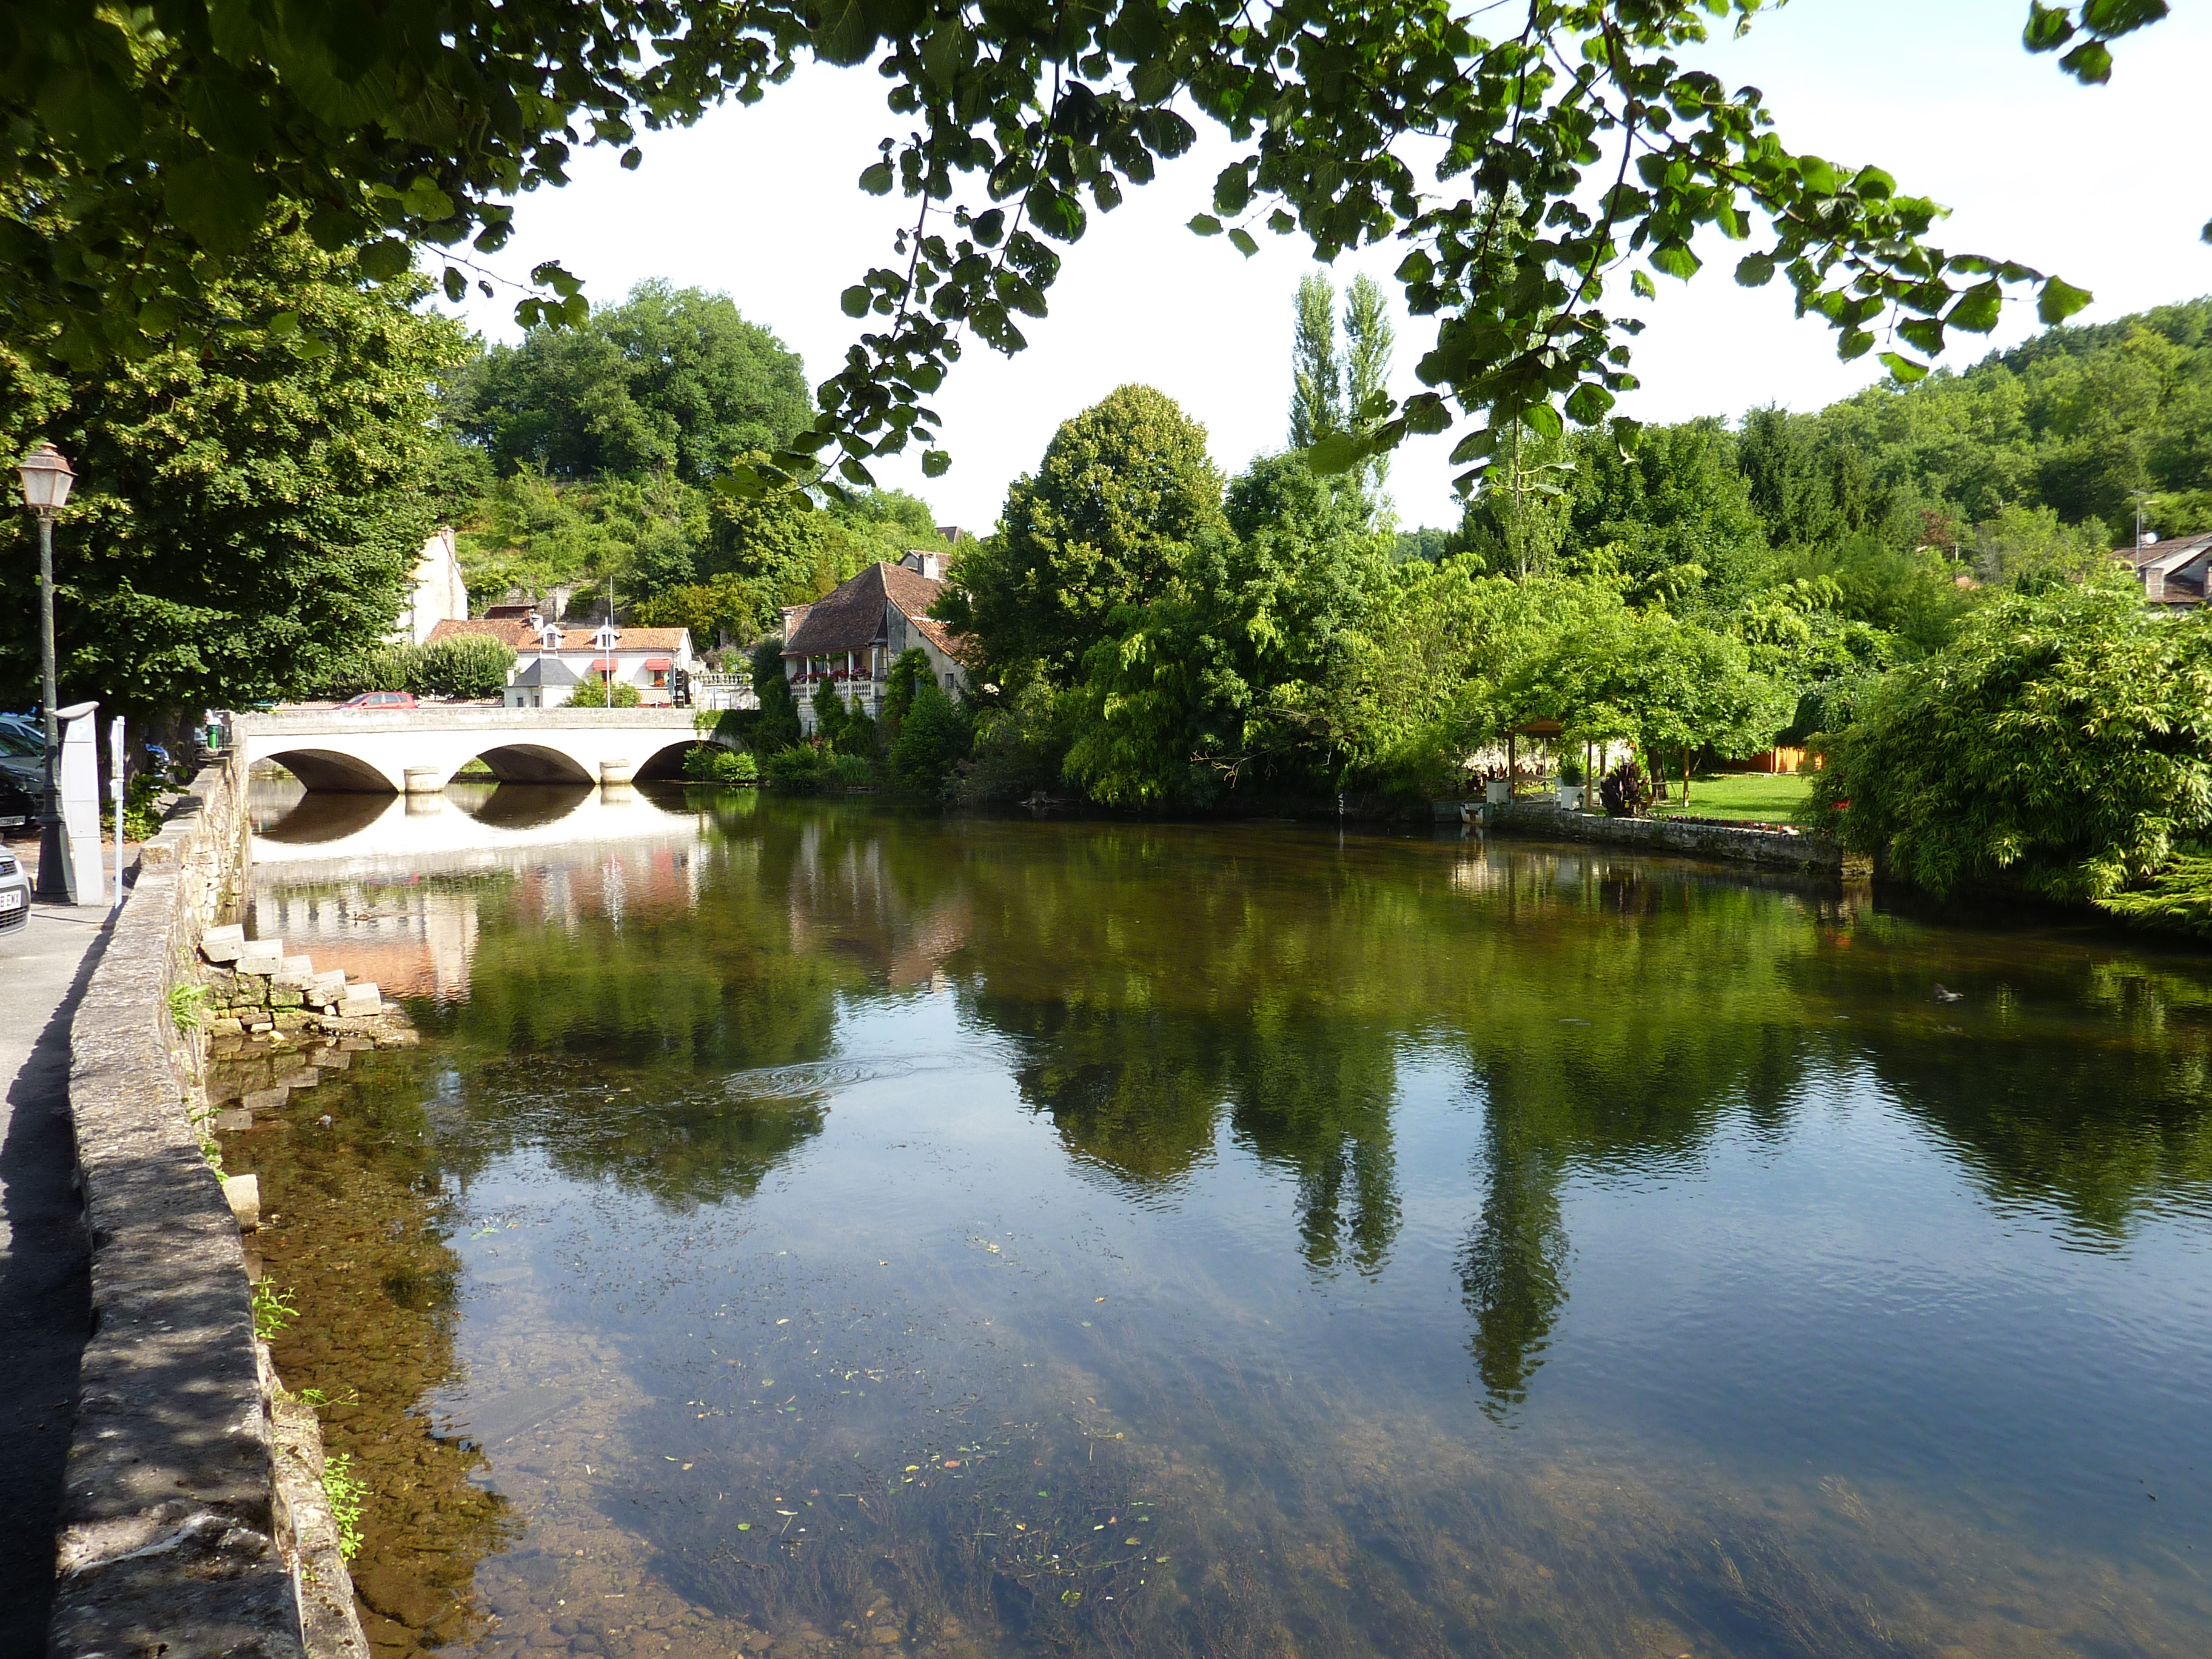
[591,620,620,652]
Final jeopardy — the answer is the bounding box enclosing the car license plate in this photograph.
[0,890,22,912]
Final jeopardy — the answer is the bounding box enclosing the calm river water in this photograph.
[224,781,2212,1659]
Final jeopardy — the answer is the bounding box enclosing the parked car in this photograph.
[0,846,28,931]
[333,691,418,711]
[0,720,44,826]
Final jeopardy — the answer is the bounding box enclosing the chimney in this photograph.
[900,550,949,581]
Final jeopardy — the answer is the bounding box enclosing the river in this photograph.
[218,780,2212,1659]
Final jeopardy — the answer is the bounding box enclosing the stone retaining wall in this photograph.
[1475,798,1854,876]
[50,759,367,1659]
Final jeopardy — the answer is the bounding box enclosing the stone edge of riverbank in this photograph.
[49,759,367,1659]
[1477,798,1857,875]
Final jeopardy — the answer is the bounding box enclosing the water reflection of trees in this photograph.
[292,803,2212,1408]
[925,830,2212,1408]
[1793,923,2212,1238]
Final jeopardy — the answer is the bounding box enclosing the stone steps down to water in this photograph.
[199,922,405,1031]
[196,925,420,1239]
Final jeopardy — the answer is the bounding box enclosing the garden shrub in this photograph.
[763,744,835,791]
[415,634,516,698]
[881,647,931,737]
[1812,586,2212,902]
[1600,759,1652,817]
[751,640,802,751]
[318,634,515,699]
[568,677,643,708]
[892,681,974,794]
[836,697,879,757]
[811,679,848,747]
[682,744,759,785]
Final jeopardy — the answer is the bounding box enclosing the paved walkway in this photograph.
[0,853,109,1654]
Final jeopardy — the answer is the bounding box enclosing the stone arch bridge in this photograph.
[232,708,722,793]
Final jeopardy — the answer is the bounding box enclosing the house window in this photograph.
[651,670,668,688]
[944,672,957,689]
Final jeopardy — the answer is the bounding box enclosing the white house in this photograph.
[391,528,470,645]
[780,552,970,735]
[426,615,695,707]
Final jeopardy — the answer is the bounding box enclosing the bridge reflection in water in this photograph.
[243,777,717,1006]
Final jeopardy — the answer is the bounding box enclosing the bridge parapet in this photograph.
[232,707,700,737]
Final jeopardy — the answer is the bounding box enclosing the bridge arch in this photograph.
[466,743,598,785]
[264,747,401,793]
[634,740,701,782]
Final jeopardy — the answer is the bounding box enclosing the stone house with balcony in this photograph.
[780,552,970,735]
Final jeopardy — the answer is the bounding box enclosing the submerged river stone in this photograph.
[353,1562,443,1629]
[456,1384,585,1449]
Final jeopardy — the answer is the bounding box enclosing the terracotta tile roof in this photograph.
[426,617,534,648]
[907,614,967,662]
[521,627,691,653]
[881,561,946,620]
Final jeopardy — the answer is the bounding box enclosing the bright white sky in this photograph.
[447,0,2212,534]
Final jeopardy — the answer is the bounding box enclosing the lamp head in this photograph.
[18,443,74,514]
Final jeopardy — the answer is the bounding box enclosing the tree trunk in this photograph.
[1681,749,1692,806]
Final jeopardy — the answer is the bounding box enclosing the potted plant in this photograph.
[1556,754,1586,810]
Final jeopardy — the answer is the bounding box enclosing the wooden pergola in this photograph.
[1506,718,1563,789]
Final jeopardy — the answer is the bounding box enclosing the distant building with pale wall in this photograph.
[391,527,470,645]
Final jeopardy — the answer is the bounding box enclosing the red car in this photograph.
[333,691,418,710]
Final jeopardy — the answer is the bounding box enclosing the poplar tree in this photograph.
[1342,275,1395,503]
[1289,272,1342,451]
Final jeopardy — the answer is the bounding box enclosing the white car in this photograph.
[0,847,28,933]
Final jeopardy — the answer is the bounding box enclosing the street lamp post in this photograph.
[18,443,76,901]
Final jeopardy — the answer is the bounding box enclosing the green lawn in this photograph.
[1649,769,1814,823]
